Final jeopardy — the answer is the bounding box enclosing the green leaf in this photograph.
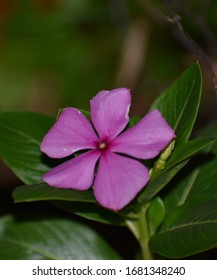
[147,197,165,236]
[137,136,214,204]
[149,197,217,258]
[0,112,55,184]
[0,215,121,260]
[150,63,202,144]
[12,183,125,225]
[150,122,217,258]
[79,109,90,119]
[51,201,125,225]
[128,116,140,127]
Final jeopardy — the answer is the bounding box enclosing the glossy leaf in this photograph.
[150,123,217,258]
[0,215,121,260]
[0,112,55,184]
[150,63,202,144]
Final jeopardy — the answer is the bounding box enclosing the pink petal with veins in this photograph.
[90,88,131,141]
[42,150,100,190]
[111,110,175,159]
[40,108,98,158]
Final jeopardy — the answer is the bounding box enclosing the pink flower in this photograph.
[40,88,175,211]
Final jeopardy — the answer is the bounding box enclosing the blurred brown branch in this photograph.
[137,0,217,93]
[164,0,217,91]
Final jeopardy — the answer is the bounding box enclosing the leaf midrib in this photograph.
[173,75,197,132]
[0,122,41,146]
[158,219,217,236]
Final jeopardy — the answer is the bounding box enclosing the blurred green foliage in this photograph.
[0,0,217,119]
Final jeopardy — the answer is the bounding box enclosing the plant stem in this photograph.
[126,206,154,260]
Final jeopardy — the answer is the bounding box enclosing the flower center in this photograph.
[98,142,107,150]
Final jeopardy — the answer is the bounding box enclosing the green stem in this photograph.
[126,206,154,260]
[137,213,153,260]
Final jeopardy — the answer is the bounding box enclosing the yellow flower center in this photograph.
[98,142,107,150]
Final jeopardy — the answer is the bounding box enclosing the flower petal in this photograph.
[42,150,100,190]
[90,88,131,141]
[94,151,149,211]
[40,108,98,158]
[111,110,175,159]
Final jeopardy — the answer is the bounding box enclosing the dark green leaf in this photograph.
[150,63,202,144]
[0,215,121,260]
[13,182,96,203]
[0,112,55,184]
[13,183,125,225]
[51,201,125,225]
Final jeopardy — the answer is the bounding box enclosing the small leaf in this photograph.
[147,197,165,236]
[128,116,140,127]
[0,112,55,184]
[150,63,202,144]
[0,215,121,260]
[79,109,90,119]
